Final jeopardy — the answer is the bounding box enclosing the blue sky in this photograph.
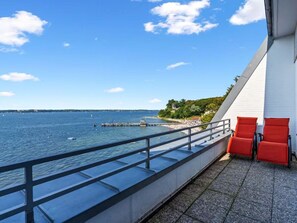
[0,0,267,110]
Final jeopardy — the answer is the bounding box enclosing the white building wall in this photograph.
[220,35,297,152]
[265,35,296,152]
[221,55,267,131]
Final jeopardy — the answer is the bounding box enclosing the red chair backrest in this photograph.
[234,117,257,139]
[263,118,289,143]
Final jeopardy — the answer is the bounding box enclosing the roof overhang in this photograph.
[265,0,297,39]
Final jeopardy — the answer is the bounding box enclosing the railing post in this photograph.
[188,128,191,151]
[210,123,213,140]
[228,119,231,131]
[145,138,150,169]
[25,165,34,223]
[223,120,225,134]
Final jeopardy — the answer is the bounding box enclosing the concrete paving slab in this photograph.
[182,184,205,199]
[231,198,271,222]
[237,186,273,207]
[209,180,240,197]
[200,169,221,180]
[195,189,233,210]
[273,187,297,212]
[145,157,297,223]
[215,172,245,186]
[176,214,202,223]
[148,205,182,223]
[192,175,213,188]
[225,211,261,223]
[186,200,228,223]
[168,192,196,213]
[272,207,297,223]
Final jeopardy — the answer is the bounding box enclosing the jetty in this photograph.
[101,121,177,127]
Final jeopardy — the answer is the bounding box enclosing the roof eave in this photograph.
[264,0,273,37]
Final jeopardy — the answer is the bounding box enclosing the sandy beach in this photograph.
[161,118,202,134]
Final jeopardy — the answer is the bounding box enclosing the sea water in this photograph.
[0,110,183,187]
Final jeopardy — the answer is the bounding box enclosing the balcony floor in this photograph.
[146,154,297,223]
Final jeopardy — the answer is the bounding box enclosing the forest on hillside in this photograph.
[158,76,239,123]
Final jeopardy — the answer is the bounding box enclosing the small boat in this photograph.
[67,137,76,140]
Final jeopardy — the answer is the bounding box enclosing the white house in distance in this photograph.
[213,0,297,154]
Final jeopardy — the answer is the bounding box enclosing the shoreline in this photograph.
[159,116,202,134]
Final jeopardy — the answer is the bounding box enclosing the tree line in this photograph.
[158,76,239,124]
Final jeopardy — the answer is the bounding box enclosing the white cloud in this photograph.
[0,11,47,46]
[144,0,218,35]
[144,22,158,32]
[0,46,19,53]
[229,0,265,25]
[0,72,39,82]
[148,0,162,2]
[106,87,124,93]
[63,42,70,47]
[166,62,189,70]
[0,91,15,97]
[149,98,161,103]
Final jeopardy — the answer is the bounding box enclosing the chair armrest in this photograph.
[288,135,292,165]
[288,135,292,150]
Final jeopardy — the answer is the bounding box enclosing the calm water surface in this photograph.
[0,111,182,187]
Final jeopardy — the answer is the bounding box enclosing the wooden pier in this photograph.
[100,122,177,127]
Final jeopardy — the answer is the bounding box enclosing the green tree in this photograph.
[223,75,240,99]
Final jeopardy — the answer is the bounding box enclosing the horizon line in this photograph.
[0,109,160,112]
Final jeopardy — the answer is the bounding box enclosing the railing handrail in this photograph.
[0,119,228,172]
[0,119,231,222]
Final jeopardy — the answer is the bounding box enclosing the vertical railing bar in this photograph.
[145,138,150,169]
[25,165,34,223]
[228,119,231,131]
[188,128,191,151]
[223,120,225,134]
[210,123,213,140]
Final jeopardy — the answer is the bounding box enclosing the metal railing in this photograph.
[0,119,230,223]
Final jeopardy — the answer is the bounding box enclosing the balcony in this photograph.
[147,154,297,223]
[0,120,231,223]
[2,117,295,223]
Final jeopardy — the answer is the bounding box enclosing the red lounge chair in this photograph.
[257,118,292,167]
[227,117,257,159]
